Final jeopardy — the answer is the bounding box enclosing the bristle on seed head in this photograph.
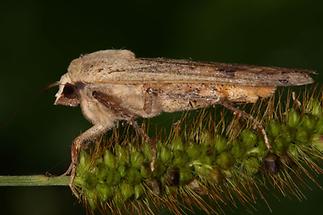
[73,86,323,215]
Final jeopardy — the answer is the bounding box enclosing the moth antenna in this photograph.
[44,81,61,91]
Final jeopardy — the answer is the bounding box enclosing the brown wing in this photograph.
[131,58,315,86]
[67,50,314,87]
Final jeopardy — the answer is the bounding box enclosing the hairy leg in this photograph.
[129,120,157,172]
[220,100,272,151]
[64,124,111,196]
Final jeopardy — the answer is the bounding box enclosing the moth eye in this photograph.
[63,83,77,98]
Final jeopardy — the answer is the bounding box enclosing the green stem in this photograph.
[0,175,70,186]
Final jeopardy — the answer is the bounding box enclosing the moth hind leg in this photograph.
[220,100,272,152]
[130,119,157,172]
[143,87,161,116]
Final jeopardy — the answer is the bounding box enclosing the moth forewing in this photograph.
[54,49,315,192]
[66,50,314,87]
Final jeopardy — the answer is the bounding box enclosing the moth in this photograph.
[54,49,314,181]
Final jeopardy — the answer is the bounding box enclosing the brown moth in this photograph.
[54,50,314,183]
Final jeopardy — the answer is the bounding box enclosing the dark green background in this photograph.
[0,0,322,214]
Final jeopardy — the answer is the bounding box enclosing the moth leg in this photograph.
[220,100,272,151]
[68,124,110,196]
[143,87,159,115]
[130,120,157,172]
[130,120,150,142]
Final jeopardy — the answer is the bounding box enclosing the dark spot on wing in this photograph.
[278,79,289,85]
[97,68,104,73]
[218,67,236,77]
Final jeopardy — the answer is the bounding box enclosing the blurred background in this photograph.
[0,0,322,214]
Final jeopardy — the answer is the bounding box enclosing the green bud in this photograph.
[95,158,103,166]
[198,155,213,166]
[231,141,246,159]
[140,165,151,178]
[96,183,114,201]
[134,184,144,199]
[246,139,267,158]
[301,114,317,131]
[179,167,194,184]
[130,151,145,168]
[77,151,93,179]
[281,125,293,143]
[105,169,121,186]
[125,167,143,185]
[154,163,167,177]
[160,146,173,164]
[311,134,323,152]
[187,144,202,160]
[86,191,97,209]
[142,142,152,161]
[120,182,134,201]
[104,150,116,169]
[267,120,281,138]
[295,129,309,144]
[127,167,142,185]
[216,152,234,170]
[194,164,211,177]
[287,144,299,158]
[214,135,228,153]
[199,143,210,155]
[240,129,258,149]
[172,137,184,151]
[307,99,322,116]
[243,157,260,175]
[118,165,127,177]
[173,150,189,167]
[78,151,88,167]
[96,164,108,182]
[115,145,129,165]
[76,172,97,188]
[273,136,288,154]
[315,118,323,134]
[287,109,300,128]
[113,191,124,207]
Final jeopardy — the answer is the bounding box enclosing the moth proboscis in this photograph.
[53,49,314,193]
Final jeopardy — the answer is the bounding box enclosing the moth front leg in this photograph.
[66,124,111,195]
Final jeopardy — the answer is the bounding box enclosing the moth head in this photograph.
[54,74,80,107]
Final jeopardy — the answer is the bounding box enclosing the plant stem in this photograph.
[0,175,70,186]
